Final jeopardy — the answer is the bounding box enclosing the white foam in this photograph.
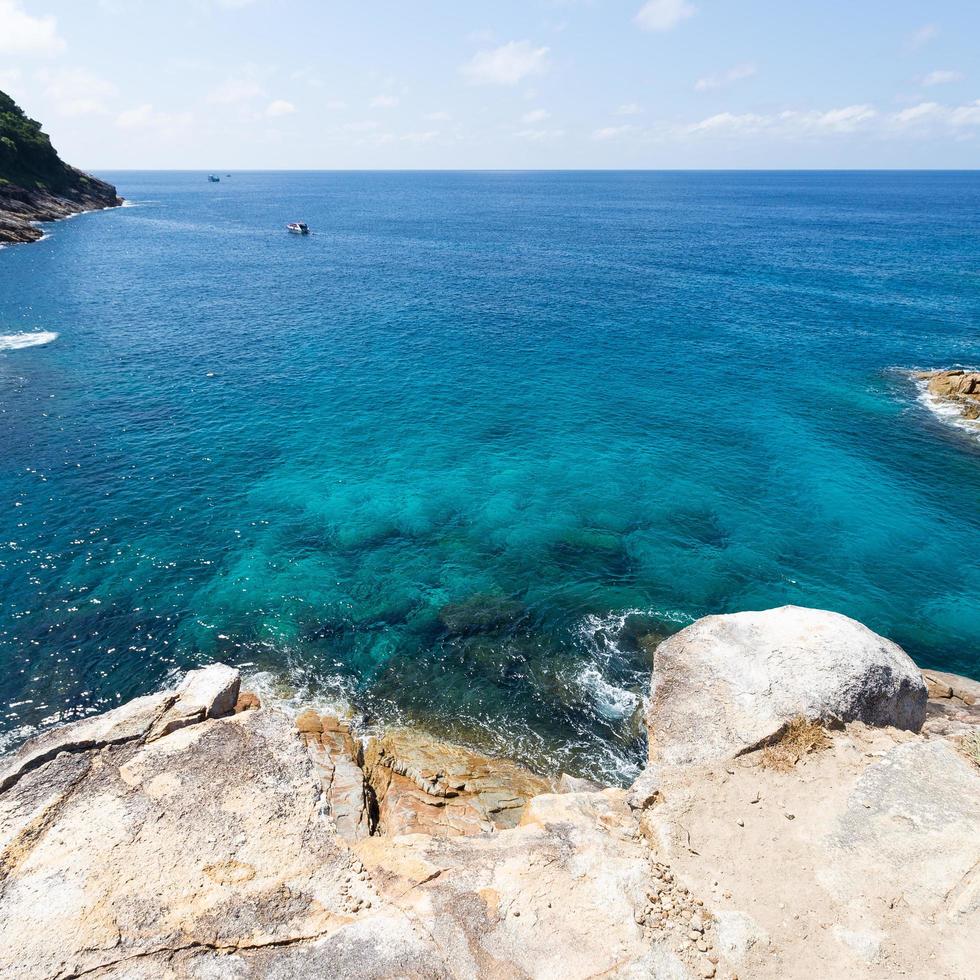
[571,608,657,722]
[0,331,59,352]
[912,373,980,442]
[574,663,640,721]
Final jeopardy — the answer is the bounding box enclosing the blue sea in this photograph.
[1,171,978,781]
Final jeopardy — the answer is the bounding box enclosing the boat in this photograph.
[208,174,220,182]
[286,222,310,235]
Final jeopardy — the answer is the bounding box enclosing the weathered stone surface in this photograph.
[0,691,175,794]
[235,690,261,713]
[362,727,552,836]
[0,707,350,979]
[647,606,927,765]
[628,765,662,811]
[356,788,691,980]
[148,663,241,740]
[558,772,603,794]
[2,611,978,979]
[304,715,373,840]
[295,707,323,734]
[922,668,980,705]
[645,722,980,979]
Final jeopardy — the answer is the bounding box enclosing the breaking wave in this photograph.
[0,331,59,351]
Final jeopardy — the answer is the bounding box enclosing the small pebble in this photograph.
[736,818,744,827]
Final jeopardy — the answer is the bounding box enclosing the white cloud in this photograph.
[694,63,757,92]
[401,130,438,143]
[592,124,638,140]
[685,104,877,137]
[686,112,765,135]
[370,94,399,108]
[803,104,877,132]
[0,0,66,56]
[922,70,963,87]
[522,108,550,123]
[462,40,550,86]
[425,110,451,121]
[615,102,642,116]
[515,128,564,142]
[892,100,980,130]
[38,67,116,116]
[909,24,938,48]
[207,78,264,104]
[635,0,696,33]
[265,99,295,117]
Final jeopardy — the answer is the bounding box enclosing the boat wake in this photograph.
[0,331,59,351]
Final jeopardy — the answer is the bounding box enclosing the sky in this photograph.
[1,0,978,169]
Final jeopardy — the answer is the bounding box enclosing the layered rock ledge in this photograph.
[1,606,978,979]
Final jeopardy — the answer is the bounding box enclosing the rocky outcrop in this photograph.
[297,711,553,840]
[0,609,978,979]
[0,173,122,245]
[913,368,980,422]
[361,727,553,836]
[0,89,121,245]
[646,606,927,765]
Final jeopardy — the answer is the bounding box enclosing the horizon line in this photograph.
[88,167,980,174]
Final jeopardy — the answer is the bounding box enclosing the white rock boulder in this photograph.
[647,606,927,765]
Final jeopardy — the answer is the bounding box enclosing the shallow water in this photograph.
[1,171,978,780]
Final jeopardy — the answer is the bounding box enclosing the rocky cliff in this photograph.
[0,89,121,245]
[0,606,977,979]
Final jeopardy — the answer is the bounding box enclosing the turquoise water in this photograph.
[1,171,978,781]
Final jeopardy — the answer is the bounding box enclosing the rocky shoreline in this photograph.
[912,368,980,431]
[1,605,978,979]
[1,88,122,245]
[0,171,121,245]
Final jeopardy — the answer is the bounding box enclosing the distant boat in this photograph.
[208,174,220,183]
[286,222,310,235]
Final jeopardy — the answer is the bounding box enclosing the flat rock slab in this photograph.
[644,722,980,979]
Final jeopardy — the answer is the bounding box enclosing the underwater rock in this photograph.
[438,594,527,636]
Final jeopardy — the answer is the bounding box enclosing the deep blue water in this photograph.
[1,171,978,781]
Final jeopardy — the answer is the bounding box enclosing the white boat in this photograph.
[286,221,310,235]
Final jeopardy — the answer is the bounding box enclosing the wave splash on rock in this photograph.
[911,367,980,440]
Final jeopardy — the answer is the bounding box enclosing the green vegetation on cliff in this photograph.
[0,89,84,193]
